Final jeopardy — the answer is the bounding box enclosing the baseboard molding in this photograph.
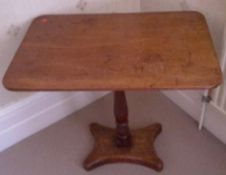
[0,91,109,152]
[162,90,226,144]
[1,90,225,152]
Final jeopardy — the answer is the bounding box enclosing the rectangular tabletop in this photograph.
[3,12,222,90]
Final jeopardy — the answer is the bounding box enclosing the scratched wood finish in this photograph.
[3,12,222,90]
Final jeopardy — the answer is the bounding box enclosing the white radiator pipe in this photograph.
[219,30,226,109]
[199,90,210,130]
[212,24,226,105]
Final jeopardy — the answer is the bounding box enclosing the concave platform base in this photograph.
[84,123,163,171]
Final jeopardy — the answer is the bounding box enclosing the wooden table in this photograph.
[3,12,222,171]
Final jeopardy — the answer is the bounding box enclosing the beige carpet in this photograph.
[0,92,226,175]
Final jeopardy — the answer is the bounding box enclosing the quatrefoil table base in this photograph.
[84,122,163,171]
[84,91,163,171]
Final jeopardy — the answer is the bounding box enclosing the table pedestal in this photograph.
[83,91,163,171]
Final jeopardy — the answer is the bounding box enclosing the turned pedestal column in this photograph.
[83,91,163,171]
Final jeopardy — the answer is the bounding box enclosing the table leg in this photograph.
[114,91,132,147]
[83,91,163,171]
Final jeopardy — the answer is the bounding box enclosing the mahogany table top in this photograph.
[3,12,222,90]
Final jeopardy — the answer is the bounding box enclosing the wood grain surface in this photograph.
[3,12,222,90]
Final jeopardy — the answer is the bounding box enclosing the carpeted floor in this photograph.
[0,91,226,175]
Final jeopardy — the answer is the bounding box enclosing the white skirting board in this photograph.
[163,90,226,144]
[0,91,109,152]
[1,90,225,152]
